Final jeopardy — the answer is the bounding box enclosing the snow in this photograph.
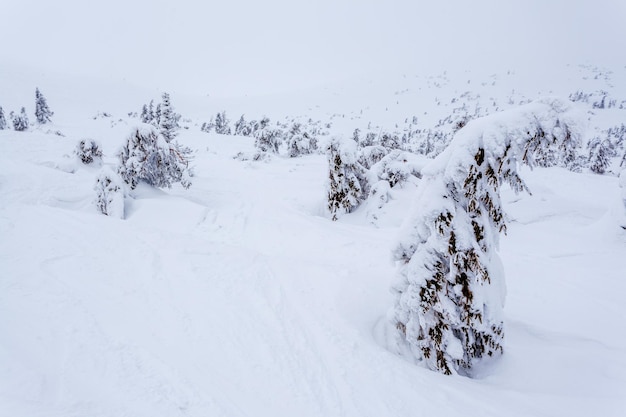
[1,63,626,415]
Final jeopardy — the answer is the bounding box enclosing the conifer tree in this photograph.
[154,103,162,126]
[0,106,6,130]
[11,108,29,131]
[117,125,192,190]
[391,99,580,376]
[215,111,231,135]
[35,88,53,124]
[159,92,179,142]
[326,138,368,220]
[140,104,150,123]
[588,137,614,174]
[234,114,247,136]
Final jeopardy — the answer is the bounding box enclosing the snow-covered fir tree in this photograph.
[201,117,215,133]
[0,106,6,130]
[117,125,192,190]
[253,126,282,155]
[234,114,251,136]
[159,92,179,142]
[215,111,231,135]
[286,123,318,157]
[94,167,126,219]
[11,107,29,131]
[154,103,162,126]
[588,137,614,174]
[35,88,53,124]
[75,139,103,165]
[326,138,368,220]
[391,98,580,376]
[140,104,150,123]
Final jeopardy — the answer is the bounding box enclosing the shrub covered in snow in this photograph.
[11,107,29,131]
[286,123,318,157]
[117,125,192,190]
[254,126,283,155]
[326,138,368,221]
[94,167,126,219]
[75,139,103,165]
[391,98,581,376]
[369,150,426,188]
[358,145,388,170]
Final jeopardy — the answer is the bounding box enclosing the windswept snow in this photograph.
[1,115,625,416]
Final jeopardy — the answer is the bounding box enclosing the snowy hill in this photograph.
[2,0,626,413]
[1,65,626,415]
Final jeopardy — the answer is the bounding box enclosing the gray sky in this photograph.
[2,0,624,96]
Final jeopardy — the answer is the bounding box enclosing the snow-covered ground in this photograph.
[1,90,625,416]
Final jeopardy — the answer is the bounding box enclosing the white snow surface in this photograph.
[1,66,626,416]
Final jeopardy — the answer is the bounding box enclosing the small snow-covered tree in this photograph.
[286,123,318,157]
[11,107,29,131]
[117,125,192,190]
[214,111,231,135]
[254,127,282,155]
[35,88,53,124]
[140,104,150,123]
[234,114,248,136]
[0,106,6,130]
[159,92,179,142]
[358,145,388,170]
[391,98,581,376]
[94,167,126,219]
[75,139,103,165]
[154,103,162,126]
[587,137,614,174]
[326,138,368,220]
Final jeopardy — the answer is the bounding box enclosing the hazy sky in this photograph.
[2,0,624,96]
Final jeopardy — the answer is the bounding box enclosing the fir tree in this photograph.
[117,125,192,190]
[140,104,150,123]
[391,98,580,376]
[11,107,29,131]
[254,126,282,154]
[35,88,53,124]
[588,137,614,174]
[159,92,179,142]
[215,111,231,135]
[0,106,6,130]
[326,138,368,220]
[234,114,248,136]
[154,103,162,126]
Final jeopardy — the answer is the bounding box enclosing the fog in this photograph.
[2,0,624,96]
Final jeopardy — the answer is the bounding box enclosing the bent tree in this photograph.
[391,98,581,376]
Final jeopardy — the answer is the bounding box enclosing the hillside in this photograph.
[1,60,626,416]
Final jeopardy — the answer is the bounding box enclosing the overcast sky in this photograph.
[2,1,624,96]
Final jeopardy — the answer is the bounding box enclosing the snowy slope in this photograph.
[1,86,626,417]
